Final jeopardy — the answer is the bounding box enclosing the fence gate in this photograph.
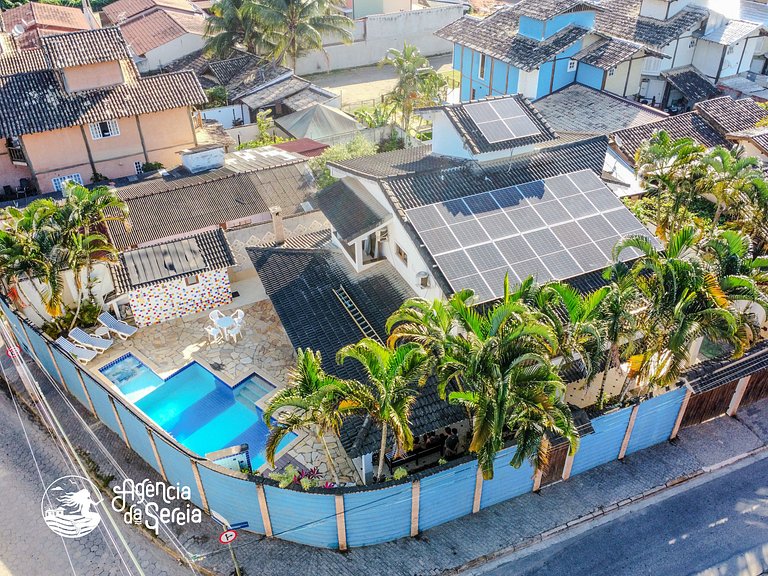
[741,369,768,408]
[540,440,570,488]
[681,380,739,428]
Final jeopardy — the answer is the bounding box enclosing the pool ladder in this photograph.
[333,285,382,344]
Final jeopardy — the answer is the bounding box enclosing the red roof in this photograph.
[273,138,328,158]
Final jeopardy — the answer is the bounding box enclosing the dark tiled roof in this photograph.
[249,247,464,458]
[40,28,131,69]
[330,145,462,180]
[0,49,47,76]
[572,37,645,70]
[0,69,206,137]
[107,153,315,249]
[535,84,667,136]
[694,96,768,135]
[437,16,590,71]
[682,338,768,394]
[315,177,391,243]
[661,66,720,103]
[726,126,768,154]
[594,0,708,48]
[611,112,727,164]
[111,228,235,293]
[514,0,600,19]
[422,94,557,154]
[382,136,609,213]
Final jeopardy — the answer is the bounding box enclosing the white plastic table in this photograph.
[215,316,235,340]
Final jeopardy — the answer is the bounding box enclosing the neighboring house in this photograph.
[0,27,206,194]
[438,0,768,107]
[0,2,94,49]
[119,9,207,73]
[163,50,339,128]
[101,0,201,25]
[609,95,768,181]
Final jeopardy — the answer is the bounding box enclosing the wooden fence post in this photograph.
[670,386,693,439]
[146,428,168,482]
[410,480,420,537]
[472,466,483,513]
[256,484,273,537]
[618,404,639,460]
[190,460,210,514]
[727,376,752,417]
[108,396,132,449]
[335,494,347,551]
[561,452,575,481]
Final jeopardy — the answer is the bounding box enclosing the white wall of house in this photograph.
[518,69,540,100]
[604,58,643,97]
[639,0,688,19]
[293,4,462,75]
[692,40,727,80]
[720,35,761,79]
[135,33,207,73]
[200,104,249,129]
[430,113,472,159]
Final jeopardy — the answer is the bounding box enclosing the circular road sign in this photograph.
[219,529,238,545]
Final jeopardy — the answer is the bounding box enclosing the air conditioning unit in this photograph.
[416,271,430,288]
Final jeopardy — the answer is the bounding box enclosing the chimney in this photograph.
[270,206,285,245]
[82,0,99,29]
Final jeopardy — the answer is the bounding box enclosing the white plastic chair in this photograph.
[209,310,224,323]
[232,309,244,325]
[205,325,222,343]
[227,323,242,343]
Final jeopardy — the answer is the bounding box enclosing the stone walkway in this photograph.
[4,335,768,576]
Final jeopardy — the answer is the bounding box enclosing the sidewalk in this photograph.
[4,344,768,576]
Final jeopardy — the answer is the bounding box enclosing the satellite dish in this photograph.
[11,24,26,37]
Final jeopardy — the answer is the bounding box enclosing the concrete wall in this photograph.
[294,4,462,75]
[0,145,33,192]
[20,107,196,192]
[200,104,248,129]
[62,61,125,92]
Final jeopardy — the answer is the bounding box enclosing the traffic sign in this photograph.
[219,529,238,545]
[6,346,20,358]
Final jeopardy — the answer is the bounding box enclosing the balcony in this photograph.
[7,145,26,166]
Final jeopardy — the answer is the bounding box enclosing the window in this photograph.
[727,45,735,55]
[479,53,487,80]
[51,173,83,192]
[688,39,696,49]
[395,244,408,267]
[470,88,476,100]
[185,275,199,286]
[89,119,120,140]
[134,161,144,174]
[567,59,577,72]
[608,67,616,77]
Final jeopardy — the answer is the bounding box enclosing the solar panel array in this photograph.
[406,169,662,303]
[464,99,540,144]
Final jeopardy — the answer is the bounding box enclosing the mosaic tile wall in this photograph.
[129,269,232,326]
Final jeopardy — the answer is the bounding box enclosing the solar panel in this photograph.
[465,98,541,144]
[405,169,659,304]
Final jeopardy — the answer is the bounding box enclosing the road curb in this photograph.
[443,444,768,575]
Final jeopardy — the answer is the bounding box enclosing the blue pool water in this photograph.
[100,355,295,468]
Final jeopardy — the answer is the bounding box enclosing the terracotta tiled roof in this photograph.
[0,48,47,76]
[40,28,131,68]
[102,0,199,23]
[1,3,89,34]
[120,9,206,55]
[0,69,206,137]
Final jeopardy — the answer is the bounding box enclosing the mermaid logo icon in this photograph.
[42,475,103,538]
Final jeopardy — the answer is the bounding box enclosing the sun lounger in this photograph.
[55,337,97,365]
[69,327,113,352]
[98,312,137,340]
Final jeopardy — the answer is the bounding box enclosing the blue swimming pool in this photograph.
[100,355,295,468]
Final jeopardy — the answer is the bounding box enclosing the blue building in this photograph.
[437,0,670,102]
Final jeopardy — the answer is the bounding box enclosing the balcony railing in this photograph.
[7,146,26,166]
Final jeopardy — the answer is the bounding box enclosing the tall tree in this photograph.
[264,349,349,483]
[204,0,265,58]
[336,339,427,482]
[698,146,763,227]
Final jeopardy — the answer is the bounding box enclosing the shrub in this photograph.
[308,135,378,189]
[204,86,228,109]
[393,466,408,480]
[142,162,163,172]
[378,131,404,153]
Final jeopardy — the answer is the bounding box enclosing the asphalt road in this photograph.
[476,458,768,576]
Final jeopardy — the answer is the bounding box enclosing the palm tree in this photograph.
[66,232,115,330]
[380,43,446,139]
[242,0,353,68]
[204,0,265,58]
[595,263,639,407]
[699,146,763,227]
[264,349,349,483]
[336,339,427,482]
[614,227,744,396]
